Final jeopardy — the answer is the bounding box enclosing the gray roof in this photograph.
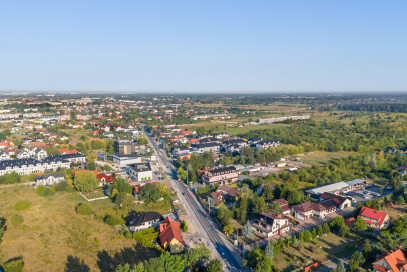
[35,173,65,181]
[305,181,349,195]
[345,179,366,186]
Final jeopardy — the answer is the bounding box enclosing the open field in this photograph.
[297,151,352,166]
[273,232,360,272]
[0,185,159,271]
[217,123,292,135]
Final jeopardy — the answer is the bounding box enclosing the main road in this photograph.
[142,127,242,271]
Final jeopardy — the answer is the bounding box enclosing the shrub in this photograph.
[104,215,124,226]
[36,185,54,197]
[14,200,31,211]
[3,258,24,272]
[11,214,24,226]
[125,231,132,239]
[54,181,69,192]
[76,203,92,215]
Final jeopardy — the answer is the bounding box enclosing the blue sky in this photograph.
[0,0,406,93]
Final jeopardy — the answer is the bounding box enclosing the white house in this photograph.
[35,173,66,186]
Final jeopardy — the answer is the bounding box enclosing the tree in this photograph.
[323,223,330,234]
[398,195,405,205]
[87,161,96,170]
[76,203,91,215]
[292,235,297,245]
[223,225,234,236]
[334,260,346,272]
[140,183,160,202]
[299,232,304,242]
[103,164,113,171]
[114,192,134,207]
[181,220,188,232]
[348,251,365,272]
[265,241,274,259]
[178,167,188,181]
[317,225,323,237]
[353,216,368,232]
[109,178,132,195]
[243,221,253,238]
[338,224,349,238]
[269,202,282,215]
[74,172,98,192]
[253,196,268,214]
[216,204,232,226]
[3,258,24,272]
[304,230,312,242]
[205,259,223,272]
[262,184,274,201]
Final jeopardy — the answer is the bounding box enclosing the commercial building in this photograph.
[201,166,238,186]
[127,162,153,182]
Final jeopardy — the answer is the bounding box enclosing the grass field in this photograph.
[273,232,360,272]
[297,151,352,166]
[0,185,159,271]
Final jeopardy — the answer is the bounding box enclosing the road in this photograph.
[142,127,242,271]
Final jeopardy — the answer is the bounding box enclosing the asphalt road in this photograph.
[142,127,242,271]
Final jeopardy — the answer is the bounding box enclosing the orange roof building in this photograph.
[359,207,390,230]
[159,217,185,253]
[58,148,79,154]
[74,170,98,176]
[372,249,407,272]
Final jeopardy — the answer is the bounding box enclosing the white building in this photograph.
[127,163,153,182]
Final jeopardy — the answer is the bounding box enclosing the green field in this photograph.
[297,151,352,166]
[0,185,159,271]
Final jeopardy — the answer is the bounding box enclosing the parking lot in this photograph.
[346,185,384,202]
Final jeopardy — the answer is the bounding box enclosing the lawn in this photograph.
[0,186,159,271]
[217,123,291,136]
[297,151,352,166]
[273,232,360,272]
[133,199,174,215]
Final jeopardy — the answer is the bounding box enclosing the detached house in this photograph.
[252,213,291,238]
[255,139,280,150]
[0,150,11,161]
[359,207,390,230]
[159,217,185,253]
[128,212,163,232]
[35,174,65,186]
[372,249,407,272]
[272,199,291,215]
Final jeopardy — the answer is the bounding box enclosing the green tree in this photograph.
[353,216,368,233]
[348,251,365,272]
[3,258,24,272]
[223,225,234,236]
[338,224,349,238]
[87,161,96,170]
[140,183,160,202]
[74,172,98,192]
[114,192,134,207]
[243,221,253,238]
[265,240,274,259]
[397,195,405,205]
[304,230,312,242]
[317,225,323,237]
[181,220,188,232]
[299,232,304,242]
[323,223,330,234]
[262,184,274,201]
[109,178,132,195]
[205,259,223,272]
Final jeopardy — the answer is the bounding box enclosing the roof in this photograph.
[128,212,162,227]
[360,207,389,226]
[217,185,240,198]
[273,199,289,207]
[35,173,65,180]
[128,163,151,172]
[305,181,349,195]
[374,249,407,272]
[345,179,366,186]
[204,166,237,176]
[209,191,224,204]
[74,170,98,176]
[159,217,185,247]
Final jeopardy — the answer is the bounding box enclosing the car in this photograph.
[172,200,180,203]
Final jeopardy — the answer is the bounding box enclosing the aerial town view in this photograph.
[0,1,406,272]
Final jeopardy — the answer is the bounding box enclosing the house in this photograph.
[58,148,79,154]
[31,147,48,160]
[292,195,352,220]
[255,139,280,150]
[213,132,228,139]
[172,146,191,156]
[35,174,65,186]
[359,207,390,230]
[251,213,291,238]
[16,148,31,159]
[273,161,287,168]
[97,173,116,186]
[192,143,221,155]
[248,137,263,146]
[159,217,185,253]
[201,166,238,186]
[272,199,291,215]
[372,249,407,272]
[345,178,367,190]
[128,212,163,232]
[127,163,152,182]
[208,191,225,206]
[103,131,114,138]
[0,150,11,161]
[217,185,240,200]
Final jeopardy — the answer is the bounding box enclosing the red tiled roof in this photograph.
[58,148,79,154]
[360,207,389,226]
[159,217,185,247]
[74,170,98,176]
[372,264,388,272]
[374,249,407,272]
[96,173,115,183]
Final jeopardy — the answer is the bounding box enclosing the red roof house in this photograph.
[159,217,185,253]
[97,173,115,186]
[359,207,390,230]
[372,249,407,272]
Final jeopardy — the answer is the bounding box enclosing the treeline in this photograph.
[240,120,407,152]
[338,103,407,113]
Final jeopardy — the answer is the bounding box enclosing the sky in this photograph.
[0,0,406,93]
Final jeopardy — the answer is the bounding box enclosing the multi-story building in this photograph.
[127,163,153,182]
[114,139,139,155]
[201,166,238,186]
[359,207,390,230]
[192,143,221,155]
[128,212,163,232]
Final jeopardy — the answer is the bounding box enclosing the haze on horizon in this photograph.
[0,0,406,93]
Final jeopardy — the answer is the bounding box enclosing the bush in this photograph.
[54,181,69,192]
[3,259,24,272]
[104,215,124,226]
[181,220,188,232]
[36,185,54,197]
[11,214,24,226]
[125,231,132,239]
[76,203,92,215]
[13,200,31,211]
